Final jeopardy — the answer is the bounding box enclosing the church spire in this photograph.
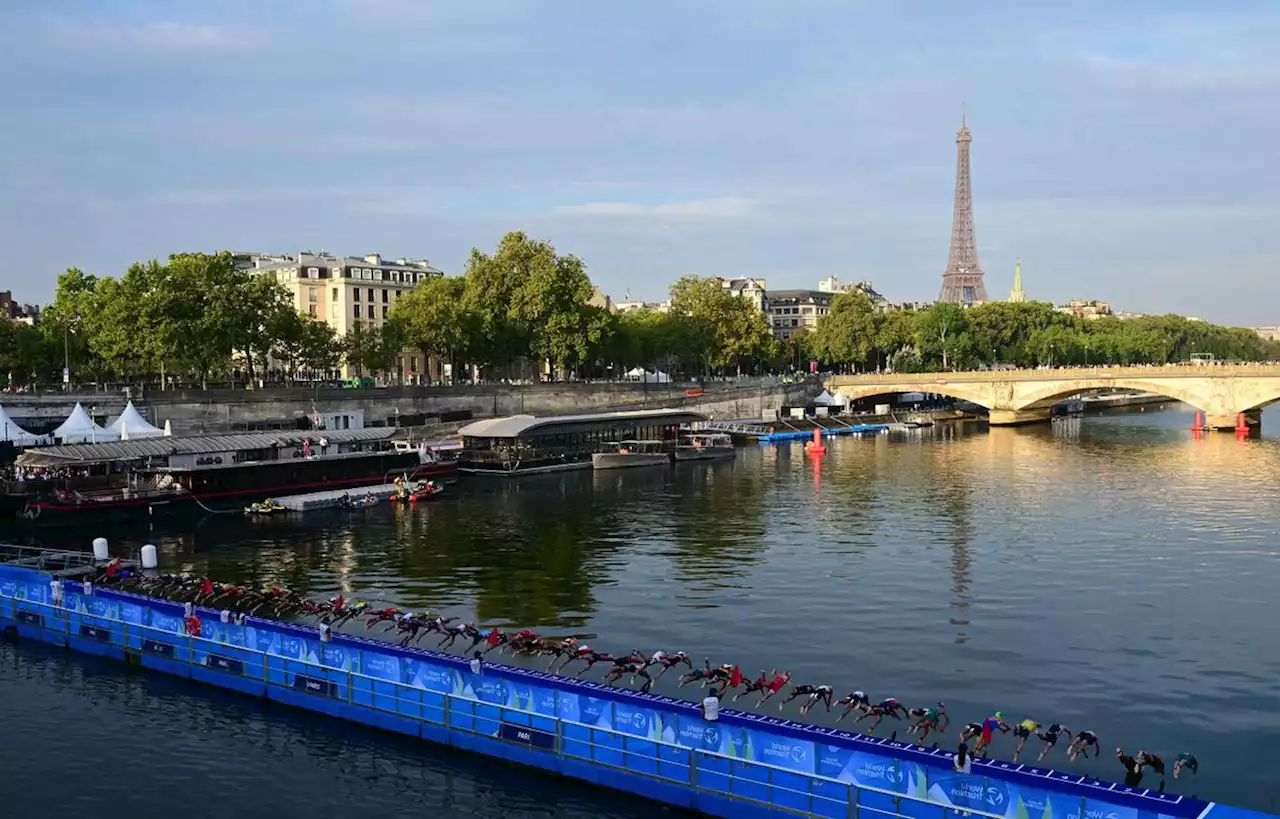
[1008,258,1026,303]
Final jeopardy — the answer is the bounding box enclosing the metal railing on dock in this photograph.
[0,544,105,576]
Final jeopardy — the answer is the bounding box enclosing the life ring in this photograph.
[185,616,202,637]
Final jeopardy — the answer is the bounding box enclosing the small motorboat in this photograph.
[244,499,286,515]
[408,481,445,502]
[391,480,445,503]
[342,494,380,509]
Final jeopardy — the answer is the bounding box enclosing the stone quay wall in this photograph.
[3,380,820,436]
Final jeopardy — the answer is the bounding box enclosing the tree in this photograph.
[341,323,379,377]
[913,302,970,370]
[460,232,538,370]
[158,253,239,388]
[393,275,475,378]
[873,309,915,372]
[40,267,99,383]
[810,290,878,370]
[226,270,296,385]
[298,316,341,376]
[667,276,772,374]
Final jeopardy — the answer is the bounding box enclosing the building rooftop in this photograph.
[458,408,707,440]
[16,427,398,466]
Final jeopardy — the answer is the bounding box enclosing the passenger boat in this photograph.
[591,440,672,470]
[672,432,735,461]
[457,409,705,476]
[12,429,456,526]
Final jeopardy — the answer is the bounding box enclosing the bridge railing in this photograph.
[827,363,1280,384]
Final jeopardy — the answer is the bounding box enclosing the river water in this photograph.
[3,404,1279,816]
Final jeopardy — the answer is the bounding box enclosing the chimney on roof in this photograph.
[364,253,382,264]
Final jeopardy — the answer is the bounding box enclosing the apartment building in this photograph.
[248,252,443,381]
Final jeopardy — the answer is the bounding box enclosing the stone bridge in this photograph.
[827,365,1280,430]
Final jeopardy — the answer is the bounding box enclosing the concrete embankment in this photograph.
[3,380,819,436]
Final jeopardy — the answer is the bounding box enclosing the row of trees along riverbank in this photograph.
[8,231,1273,389]
[804,291,1280,372]
[4,233,777,389]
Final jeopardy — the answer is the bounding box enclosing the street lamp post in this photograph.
[1049,343,1055,369]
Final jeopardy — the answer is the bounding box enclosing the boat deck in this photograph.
[269,484,403,512]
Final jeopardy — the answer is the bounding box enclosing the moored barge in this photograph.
[12,429,455,525]
[457,409,706,476]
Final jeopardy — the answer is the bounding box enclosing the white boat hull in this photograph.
[591,452,671,470]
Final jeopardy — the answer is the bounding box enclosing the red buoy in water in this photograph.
[806,427,826,454]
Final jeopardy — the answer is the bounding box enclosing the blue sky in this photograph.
[2,1,1277,323]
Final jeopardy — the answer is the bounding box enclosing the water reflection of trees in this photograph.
[661,457,769,603]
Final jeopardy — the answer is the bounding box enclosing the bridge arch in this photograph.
[1012,379,1208,412]
[832,383,998,411]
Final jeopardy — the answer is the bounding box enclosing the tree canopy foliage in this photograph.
[10,252,341,388]
[390,234,778,380]
[806,298,1280,372]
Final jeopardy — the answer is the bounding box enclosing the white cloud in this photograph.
[553,198,758,219]
[57,21,257,52]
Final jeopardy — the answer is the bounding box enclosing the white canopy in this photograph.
[0,405,43,446]
[52,402,116,444]
[623,367,671,383]
[813,389,845,407]
[105,400,165,439]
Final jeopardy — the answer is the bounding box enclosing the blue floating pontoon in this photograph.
[0,558,1253,819]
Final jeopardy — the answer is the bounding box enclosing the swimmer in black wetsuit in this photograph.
[835,691,871,723]
[1173,752,1198,779]
[959,722,985,744]
[1068,730,1099,761]
[854,698,907,734]
[602,650,646,684]
[780,683,833,715]
[572,649,615,676]
[543,637,579,671]
[1036,724,1071,762]
[679,658,719,688]
[1136,751,1165,776]
[912,703,949,742]
[1116,747,1143,787]
[647,651,693,682]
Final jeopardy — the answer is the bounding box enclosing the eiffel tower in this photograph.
[938,116,988,306]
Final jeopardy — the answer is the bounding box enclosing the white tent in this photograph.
[623,367,648,381]
[105,400,165,439]
[52,402,116,444]
[650,370,672,383]
[813,389,845,407]
[0,405,43,446]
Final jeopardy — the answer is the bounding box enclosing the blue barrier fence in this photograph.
[0,568,1215,819]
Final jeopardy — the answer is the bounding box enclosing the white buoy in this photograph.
[92,537,109,561]
[140,544,158,569]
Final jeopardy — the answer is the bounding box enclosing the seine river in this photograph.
[3,404,1279,817]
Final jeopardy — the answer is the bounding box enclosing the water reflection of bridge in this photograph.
[829,365,1280,430]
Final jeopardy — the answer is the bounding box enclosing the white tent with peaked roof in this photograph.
[0,405,43,446]
[105,400,165,439]
[813,389,845,407]
[52,402,116,444]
